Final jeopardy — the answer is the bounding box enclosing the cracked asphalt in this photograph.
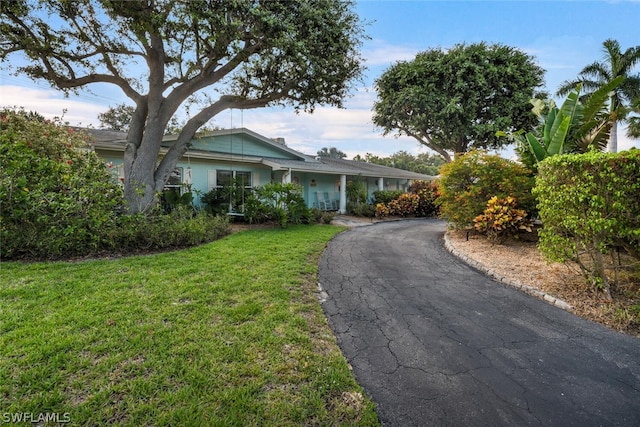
[319,219,640,426]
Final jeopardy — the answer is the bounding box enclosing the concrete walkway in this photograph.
[319,219,640,426]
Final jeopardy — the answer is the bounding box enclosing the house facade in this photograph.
[88,127,435,214]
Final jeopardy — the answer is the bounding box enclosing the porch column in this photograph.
[378,177,384,191]
[339,174,347,214]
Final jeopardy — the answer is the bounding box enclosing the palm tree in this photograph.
[556,39,640,152]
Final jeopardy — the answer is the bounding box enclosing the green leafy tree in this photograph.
[556,39,640,152]
[317,146,347,159]
[1,0,366,213]
[373,42,545,162]
[98,104,137,132]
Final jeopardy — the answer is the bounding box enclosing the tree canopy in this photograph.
[1,0,366,213]
[372,42,545,162]
[317,146,347,159]
[353,151,445,175]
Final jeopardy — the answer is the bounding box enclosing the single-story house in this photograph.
[87,127,435,214]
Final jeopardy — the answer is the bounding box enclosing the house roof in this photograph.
[85,127,435,181]
[263,157,435,180]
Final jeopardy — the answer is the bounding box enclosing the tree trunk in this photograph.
[607,119,618,153]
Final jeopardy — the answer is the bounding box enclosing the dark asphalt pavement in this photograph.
[319,219,640,426]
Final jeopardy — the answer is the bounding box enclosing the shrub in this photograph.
[106,208,231,251]
[534,150,640,298]
[244,182,311,226]
[372,190,404,205]
[473,196,532,243]
[437,150,535,229]
[0,109,124,259]
[346,175,368,206]
[408,180,440,217]
[375,203,390,218]
[387,193,419,217]
[347,202,376,217]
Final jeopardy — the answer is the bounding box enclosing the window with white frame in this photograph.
[211,170,252,189]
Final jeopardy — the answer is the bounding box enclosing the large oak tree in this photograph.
[1,0,366,213]
[372,43,544,162]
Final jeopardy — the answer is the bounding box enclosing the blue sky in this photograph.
[1,0,639,158]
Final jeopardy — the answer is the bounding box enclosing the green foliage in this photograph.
[317,146,347,158]
[534,150,640,297]
[504,77,624,164]
[354,151,445,175]
[373,42,544,162]
[347,202,376,218]
[0,109,124,259]
[244,183,312,227]
[372,190,404,205]
[437,150,536,229]
[346,175,368,206]
[473,196,532,243]
[106,208,230,251]
[310,208,336,224]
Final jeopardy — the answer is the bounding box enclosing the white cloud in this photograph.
[363,39,420,66]
[0,85,105,127]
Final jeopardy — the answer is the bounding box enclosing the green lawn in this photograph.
[0,225,379,426]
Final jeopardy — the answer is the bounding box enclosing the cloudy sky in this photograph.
[1,0,639,159]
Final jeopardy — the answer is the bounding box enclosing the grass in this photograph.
[0,225,379,426]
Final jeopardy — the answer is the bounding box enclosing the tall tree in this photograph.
[556,39,640,153]
[1,0,366,213]
[317,146,347,159]
[372,42,544,162]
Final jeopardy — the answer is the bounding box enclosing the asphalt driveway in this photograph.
[319,219,640,426]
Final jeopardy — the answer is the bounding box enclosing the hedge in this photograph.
[534,150,640,296]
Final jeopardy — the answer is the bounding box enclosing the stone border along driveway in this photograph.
[442,233,574,312]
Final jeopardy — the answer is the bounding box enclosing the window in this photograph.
[215,170,252,189]
[162,167,183,204]
[164,167,183,190]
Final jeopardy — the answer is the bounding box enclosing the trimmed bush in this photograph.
[534,150,640,297]
[473,196,532,243]
[437,150,535,229]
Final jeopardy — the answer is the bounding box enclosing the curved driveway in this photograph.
[319,219,640,426]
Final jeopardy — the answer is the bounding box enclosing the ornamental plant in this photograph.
[534,150,640,298]
[387,193,420,217]
[473,196,532,243]
[437,150,535,229]
[0,109,124,258]
[408,180,440,217]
